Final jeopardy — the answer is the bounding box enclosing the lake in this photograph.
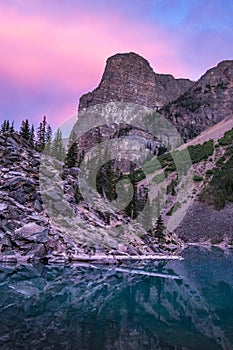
[0,247,233,349]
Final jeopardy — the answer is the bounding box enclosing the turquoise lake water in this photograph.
[0,247,233,350]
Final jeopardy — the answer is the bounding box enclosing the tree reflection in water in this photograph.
[0,247,233,350]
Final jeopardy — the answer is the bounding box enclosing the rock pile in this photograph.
[0,132,179,262]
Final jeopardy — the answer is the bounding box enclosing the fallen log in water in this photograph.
[70,254,183,262]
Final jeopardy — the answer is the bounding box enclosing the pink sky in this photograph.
[0,1,232,128]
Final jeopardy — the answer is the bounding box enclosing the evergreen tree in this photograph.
[29,125,35,148]
[66,141,79,168]
[0,120,5,133]
[78,149,85,167]
[152,215,166,243]
[20,119,31,141]
[51,128,66,161]
[45,124,52,152]
[36,116,52,152]
[5,120,9,132]
[36,116,47,151]
[0,119,10,133]
[9,121,15,133]
[36,122,44,151]
[124,164,138,219]
[97,126,103,144]
[66,129,79,165]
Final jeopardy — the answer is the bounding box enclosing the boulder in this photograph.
[14,223,49,243]
[34,199,43,212]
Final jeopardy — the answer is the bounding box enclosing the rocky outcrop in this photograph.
[79,52,193,110]
[162,60,233,141]
[68,123,166,171]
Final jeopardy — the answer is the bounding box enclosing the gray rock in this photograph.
[103,236,118,250]
[53,201,73,215]
[12,189,26,205]
[27,243,47,259]
[6,136,20,148]
[14,223,49,243]
[8,171,26,177]
[34,199,42,212]
[126,245,138,255]
[0,203,8,211]
[79,52,193,111]
[40,167,56,178]
[44,190,62,202]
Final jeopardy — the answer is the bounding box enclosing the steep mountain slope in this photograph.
[0,132,180,263]
[140,117,233,245]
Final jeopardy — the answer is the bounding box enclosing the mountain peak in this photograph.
[105,52,152,69]
[78,52,193,110]
[107,51,150,61]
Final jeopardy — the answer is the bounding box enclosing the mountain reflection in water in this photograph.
[0,247,233,350]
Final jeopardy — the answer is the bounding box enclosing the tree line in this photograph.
[0,116,65,161]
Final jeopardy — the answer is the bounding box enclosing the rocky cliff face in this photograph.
[71,123,165,164]
[162,60,233,141]
[79,52,193,110]
[79,53,233,143]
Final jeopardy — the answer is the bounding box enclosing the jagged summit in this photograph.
[79,52,193,110]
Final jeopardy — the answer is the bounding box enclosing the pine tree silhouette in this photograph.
[152,215,166,243]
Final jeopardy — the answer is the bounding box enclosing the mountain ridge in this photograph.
[79,52,233,142]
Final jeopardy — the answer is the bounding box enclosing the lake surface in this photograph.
[0,247,233,350]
